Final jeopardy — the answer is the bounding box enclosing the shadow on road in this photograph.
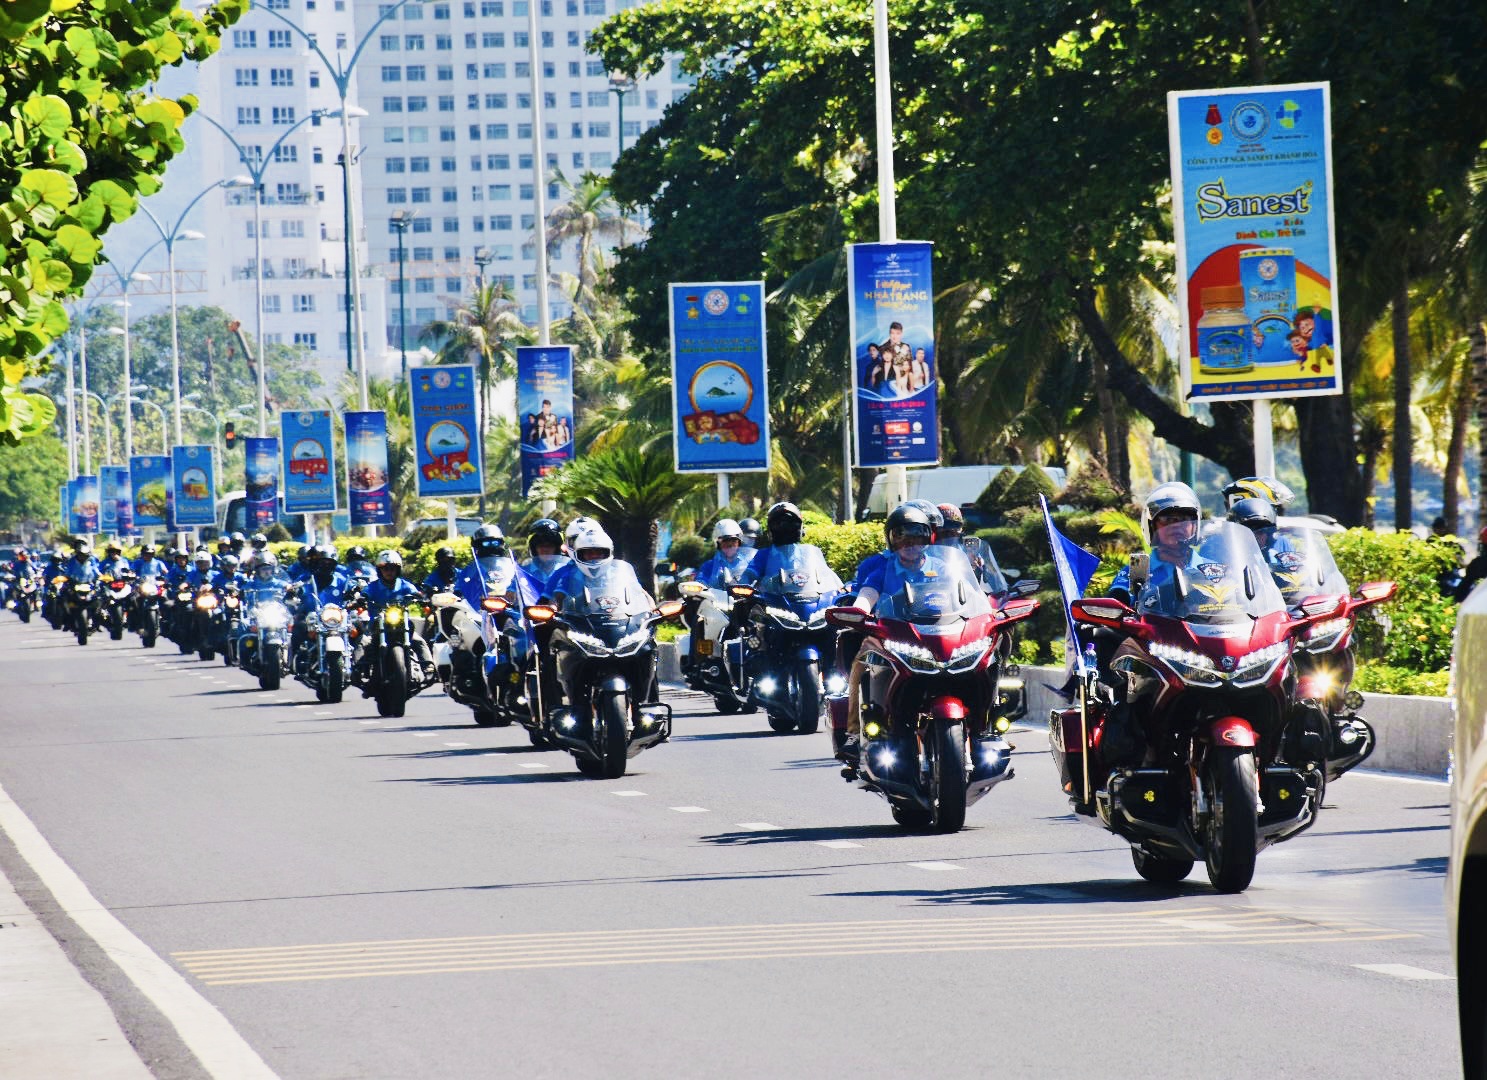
[1308,856,1446,878]
[361,745,545,760]
[702,824,908,846]
[373,723,480,733]
[384,772,582,786]
[671,729,783,743]
[776,757,841,770]
[826,879,1211,905]
[1316,824,1448,838]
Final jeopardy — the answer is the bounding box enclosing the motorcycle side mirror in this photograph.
[1355,581,1397,604]
[655,599,684,620]
[1011,578,1040,598]
[525,604,557,623]
[1298,593,1346,617]
[998,597,1039,620]
[1070,597,1135,629]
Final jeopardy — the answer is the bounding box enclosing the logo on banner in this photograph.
[682,361,760,446]
[703,289,729,316]
[289,438,329,481]
[1229,100,1269,141]
[432,370,452,389]
[422,420,474,483]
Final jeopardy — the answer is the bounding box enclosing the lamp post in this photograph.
[526,0,551,346]
[251,0,430,408]
[473,246,493,292]
[870,0,908,512]
[76,389,112,467]
[126,396,170,455]
[97,264,154,462]
[390,209,417,374]
[608,74,635,246]
[182,403,223,462]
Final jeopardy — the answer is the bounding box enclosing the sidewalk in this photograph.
[0,859,152,1079]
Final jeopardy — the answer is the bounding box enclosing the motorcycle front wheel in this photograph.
[597,690,628,779]
[1204,748,1259,893]
[377,645,409,719]
[109,610,123,641]
[792,661,821,735]
[17,603,29,624]
[259,644,281,691]
[75,618,88,646]
[323,654,345,704]
[928,720,968,833]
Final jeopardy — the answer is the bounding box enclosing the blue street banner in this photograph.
[517,345,575,495]
[244,437,279,529]
[69,475,99,534]
[345,411,394,526]
[668,281,770,473]
[58,483,67,534]
[409,364,482,497]
[847,242,938,468]
[1168,82,1339,402]
[170,445,216,528]
[100,465,134,536]
[129,455,170,529]
[280,409,338,514]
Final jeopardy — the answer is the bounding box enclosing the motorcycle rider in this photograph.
[684,519,755,671]
[837,504,939,766]
[520,519,570,588]
[98,541,131,578]
[937,502,1010,595]
[61,540,101,631]
[454,526,513,608]
[343,545,376,588]
[289,545,316,583]
[421,546,461,595]
[245,550,288,602]
[738,518,762,550]
[1221,475,1295,514]
[1227,496,1298,567]
[738,503,810,584]
[563,516,599,553]
[165,548,193,588]
[228,531,248,561]
[132,544,169,581]
[186,549,222,591]
[219,553,245,587]
[290,544,352,671]
[356,549,433,688]
[244,533,270,571]
[544,524,658,702]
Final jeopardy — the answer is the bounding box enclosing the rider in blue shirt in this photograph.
[455,525,516,610]
[421,545,461,595]
[98,541,131,578]
[164,549,193,588]
[357,549,433,686]
[131,544,169,580]
[64,541,101,584]
[695,519,756,587]
[185,551,222,591]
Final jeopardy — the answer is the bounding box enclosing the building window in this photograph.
[470,186,483,201]
[493,214,512,230]
[413,248,434,261]
[586,91,607,108]
[472,218,485,231]
[482,32,503,47]
[489,123,509,139]
[383,96,403,113]
[488,154,510,169]
[568,62,580,77]
[293,294,315,313]
[518,153,532,169]
[268,29,292,48]
[541,31,553,47]
[481,0,501,12]
[234,68,259,87]
[435,34,452,49]
[442,216,459,232]
[411,187,431,203]
[518,183,532,199]
[442,186,458,202]
[483,63,505,78]
[232,30,256,48]
[415,278,435,293]
[440,126,456,142]
[385,127,405,143]
[584,0,604,13]
[465,63,479,79]
[413,217,433,233]
[381,66,401,82]
[266,0,289,8]
[410,156,430,173]
[469,155,482,171]
[406,65,426,82]
[586,60,605,77]
[263,295,281,313]
[440,156,456,172]
[407,96,428,112]
[589,151,612,168]
[271,106,296,125]
[486,93,507,109]
[293,332,318,349]
[444,275,463,290]
[514,32,528,47]
[587,121,610,138]
[520,214,535,229]
[567,30,580,46]
[438,95,455,112]
[309,70,321,88]
[517,123,531,139]
[404,34,425,50]
[237,106,261,125]
[380,34,399,51]
[386,157,406,173]
[515,61,529,77]
[272,144,298,163]
[434,3,450,19]
[516,93,531,110]
[270,67,294,87]
[570,122,582,138]
[571,152,583,168]
[489,184,511,200]
[437,65,453,81]
[387,187,408,203]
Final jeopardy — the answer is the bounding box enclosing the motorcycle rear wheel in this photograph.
[1204,747,1259,893]
[1132,846,1195,883]
[598,691,628,779]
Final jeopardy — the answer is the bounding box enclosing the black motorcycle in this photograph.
[101,572,134,642]
[358,600,433,718]
[133,576,163,648]
[64,580,100,646]
[527,561,681,779]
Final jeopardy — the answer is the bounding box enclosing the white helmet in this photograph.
[712,518,743,546]
[571,526,614,579]
[565,515,599,546]
[374,549,404,568]
[1140,481,1201,548]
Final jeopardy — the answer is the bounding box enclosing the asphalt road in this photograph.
[0,617,1459,1079]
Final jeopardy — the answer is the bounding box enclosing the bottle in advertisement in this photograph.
[1196,285,1253,376]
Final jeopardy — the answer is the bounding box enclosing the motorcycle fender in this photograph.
[927,695,969,722]
[794,645,821,664]
[323,635,346,653]
[1208,716,1257,747]
[595,674,629,695]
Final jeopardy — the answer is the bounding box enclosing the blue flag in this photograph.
[1040,495,1101,676]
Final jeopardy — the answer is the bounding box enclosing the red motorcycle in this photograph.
[1268,524,1395,781]
[827,544,1039,833]
[1053,521,1362,893]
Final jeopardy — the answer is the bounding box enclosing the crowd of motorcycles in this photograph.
[0,474,1396,894]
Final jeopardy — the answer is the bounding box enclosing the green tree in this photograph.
[0,0,245,445]
[545,171,627,314]
[0,428,67,527]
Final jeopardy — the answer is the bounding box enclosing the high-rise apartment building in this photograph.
[352,0,692,340]
[194,0,392,393]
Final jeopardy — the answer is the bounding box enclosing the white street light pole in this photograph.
[79,318,92,473]
[78,390,111,466]
[127,396,169,455]
[871,0,907,511]
[527,0,551,346]
[337,105,371,411]
[64,347,77,477]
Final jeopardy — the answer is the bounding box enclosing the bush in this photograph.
[1328,529,1458,671]
[1057,459,1126,511]
[667,534,710,572]
[974,467,1018,515]
[1352,663,1449,697]
[1002,463,1060,509]
[264,523,293,542]
[401,523,450,550]
[803,520,884,582]
[406,537,472,582]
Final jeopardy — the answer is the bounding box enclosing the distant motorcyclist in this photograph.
[357,549,433,684]
[545,524,657,700]
[563,516,599,554]
[738,517,762,550]
[185,549,223,591]
[244,550,288,603]
[219,554,245,588]
[518,519,571,598]
[455,525,515,609]
[343,545,375,588]
[244,533,270,570]
[1221,475,1295,515]
[289,545,315,583]
[64,540,100,584]
[289,545,352,668]
[165,548,193,588]
[1227,496,1298,566]
[228,531,248,560]
[687,519,756,668]
[739,503,811,585]
[213,537,233,568]
[98,541,131,578]
[421,546,461,595]
[131,544,169,581]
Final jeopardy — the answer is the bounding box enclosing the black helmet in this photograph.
[297,545,312,564]
[906,499,944,531]
[1228,497,1277,534]
[885,504,933,550]
[738,518,762,547]
[434,545,456,565]
[472,524,506,559]
[345,545,369,563]
[528,518,562,554]
[765,502,802,546]
[314,543,338,564]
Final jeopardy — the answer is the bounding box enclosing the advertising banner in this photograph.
[847,242,938,468]
[1168,82,1339,402]
[244,437,279,529]
[517,345,575,495]
[345,411,394,526]
[129,455,170,530]
[668,282,770,473]
[280,409,338,514]
[100,465,134,536]
[58,483,67,535]
[170,445,216,528]
[409,364,482,498]
[69,475,99,534]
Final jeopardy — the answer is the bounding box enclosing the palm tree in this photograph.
[421,282,530,513]
[530,438,708,595]
[544,170,626,314]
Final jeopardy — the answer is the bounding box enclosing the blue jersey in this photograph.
[186,567,225,590]
[696,548,755,587]
[850,550,891,592]
[858,552,951,599]
[64,557,100,584]
[98,556,131,577]
[132,557,169,579]
[363,576,420,615]
[295,571,352,616]
[421,564,460,593]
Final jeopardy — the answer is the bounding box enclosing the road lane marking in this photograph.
[198,675,215,680]
[171,911,1418,986]
[314,711,334,716]
[359,721,380,725]
[0,780,277,1077]
[816,840,862,849]
[735,822,780,831]
[1354,963,1453,980]
[611,791,646,797]
[443,742,470,748]
[908,862,963,871]
[519,763,550,770]
[1164,919,1245,932]
[670,806,709,813]
[413,733,438,738]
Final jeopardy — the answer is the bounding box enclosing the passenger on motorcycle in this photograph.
[1227,496,1298,566]
[213,537,233,568]
[421,546,461,595]
[738,518,762,550]
[937,503,1010,595]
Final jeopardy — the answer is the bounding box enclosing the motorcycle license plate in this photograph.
[324,636,346,653]
[697,639,713,656]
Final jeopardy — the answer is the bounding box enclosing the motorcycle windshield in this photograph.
[751,545,843,599]
[959,536,1011,595]
[1266,526,1350,607]
[1135,520,1287,624]
[562,561,654,620]
[475,555,519,595]
[873,544,991,632]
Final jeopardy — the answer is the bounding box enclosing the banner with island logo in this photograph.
[280,409,337,515]
[668,281,770,473]
[129,455,169,530]
[1168,82,1340,402]
[244,437,279,529]
[170,445,216,528]
[517,345,575,495]
[345,410,394,526]
[409,364,483,498]
[847,242,938,468]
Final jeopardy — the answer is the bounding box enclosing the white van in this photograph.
[864,464,1068,519]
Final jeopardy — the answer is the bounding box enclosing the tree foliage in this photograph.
[0,0,245,445]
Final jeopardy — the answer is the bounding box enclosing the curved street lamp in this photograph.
[96,255,157,462]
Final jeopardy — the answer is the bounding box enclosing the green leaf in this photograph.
[49,139,87,174]
[88,179,135,222]
[64,26,100,67]
[51,223,101,265]
[19,168,77,210]
[15,391,55,436]
[21,94,72,140]
[70,192,105,230]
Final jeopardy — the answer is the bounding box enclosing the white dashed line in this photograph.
[908,861,964,872]
[413,733,438,738]
[816,840,862,850]
[670,806,709,813]
[314,710,334,716]
[1354,964,1453,981]
[519,763,551,770]
[199,676,215,680]
[735,822,780,831]
[444,742,470,748]
[359,720,380,725]
[611,791,647,797]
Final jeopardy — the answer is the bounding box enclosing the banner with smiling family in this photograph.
[848,241,938,468]
[668,281,771,474]
[1168,82,1340,402]
[517,346,575,495]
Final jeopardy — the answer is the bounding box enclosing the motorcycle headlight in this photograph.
[1148,642,1222,686]
[946,639,987,672]
[1232,641,1291,685]
[1305,617,1350,653]
[886,639,939,673]
[195,595,217,610]
[614,627,650,655]
[138,581,159,596]
[225,596,240,609]
[807,610,829,629]
[385,606,404,626]
[256,602,290,630]
[320,604,345,627]
[567,629,609,655]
